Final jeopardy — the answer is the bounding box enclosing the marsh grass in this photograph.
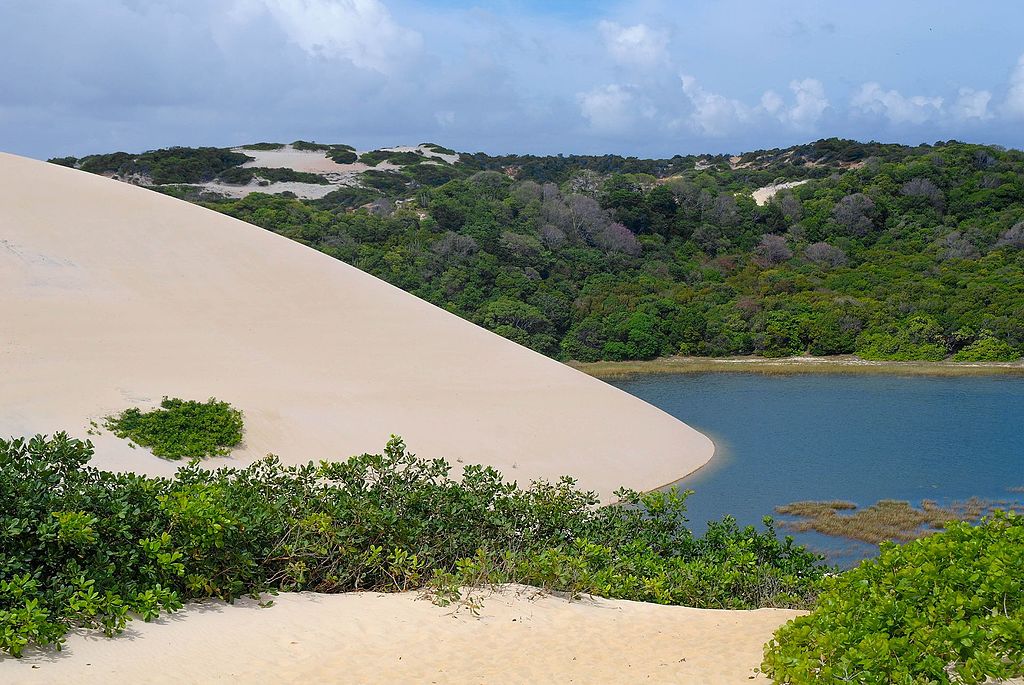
[775,498,1024,544]
[570,356,1024,379]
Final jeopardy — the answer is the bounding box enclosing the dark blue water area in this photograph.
[610,373,1024,566]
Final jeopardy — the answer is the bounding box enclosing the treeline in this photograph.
[205,139,1024,362]
[50,146,253,185]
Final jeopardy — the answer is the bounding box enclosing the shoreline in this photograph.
[570,355,1024,379]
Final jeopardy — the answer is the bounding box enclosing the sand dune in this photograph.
[1,587,797,684]
[751,179,809,205]
[0,152,713,501]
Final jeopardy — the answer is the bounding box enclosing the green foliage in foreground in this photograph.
[0,433,824,657]
[762,512,1024,684]
[103,398,243,459]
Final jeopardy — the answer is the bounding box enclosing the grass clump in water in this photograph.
[104,397,243,459]
[774,498,1011,544]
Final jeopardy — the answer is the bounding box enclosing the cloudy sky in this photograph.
[3,0,1024,159]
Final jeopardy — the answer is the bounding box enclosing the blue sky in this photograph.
[2,0,1023,159]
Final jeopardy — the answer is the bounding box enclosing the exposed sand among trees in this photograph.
[751,179,809,205]
[0,151,712,502]
[1,587,798,684]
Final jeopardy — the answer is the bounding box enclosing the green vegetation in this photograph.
[291,141,357,163]
[762,512,1024,684]
[359,149,426,167]
[774,498,1016,544]
[240,142,284,151]
[0,433,823,657]
[56,138,1024,364]
[103,397,243,459]
[64,147,252,184]
[216,166,330,185]
[291,140,332,151]
[199,140,1024,363]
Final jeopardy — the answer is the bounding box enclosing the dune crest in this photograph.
[2,587,796,684]
[0,152,713,501]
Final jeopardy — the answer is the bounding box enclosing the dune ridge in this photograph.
[0,151,712,502]
[1,586,797,684]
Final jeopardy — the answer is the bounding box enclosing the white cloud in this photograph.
[760,90,784,115]
[577,84,655,133]
[1003,53,1024,119]
[236,0,421,73]
[597,21,669,68]
[952,87,992,121]
[763,79,829,130]
[785,78,829,129]
[678,74,750,136]
[851,82,943,124]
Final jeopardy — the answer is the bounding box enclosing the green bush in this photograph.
[103,397,243,459]
[762,512,1024,684]
[0,433,824,656]
[217,166,330,185]
[953,334,1020,362]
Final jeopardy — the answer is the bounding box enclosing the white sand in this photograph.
[0,152,713,502]
[1,586,798,684]
[751,179,809,206]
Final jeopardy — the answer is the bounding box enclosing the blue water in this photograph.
[610,373,1024,564]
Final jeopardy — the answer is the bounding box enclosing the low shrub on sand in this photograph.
[103,397,243,459]
[762,512,1024,684]
[0,433,823,657]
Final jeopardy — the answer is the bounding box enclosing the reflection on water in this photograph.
[611,373,1024,566]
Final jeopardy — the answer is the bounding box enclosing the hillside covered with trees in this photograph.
[54,139,1024,363]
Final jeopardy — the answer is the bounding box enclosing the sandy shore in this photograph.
[572,355,1024,379]
[0,151,712,502]
[0,586,799,684]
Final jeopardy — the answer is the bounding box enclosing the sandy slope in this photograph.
[1,587,798,684]
[751,179,809,205]
[0,152,713,501]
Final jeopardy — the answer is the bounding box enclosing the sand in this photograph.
[0,586,799,684]
[0,152,713,502]
[751,179,809,205]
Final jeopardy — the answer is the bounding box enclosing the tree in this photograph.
[755,234,793,265]
[831,193,876,237]
[804,242,847,268]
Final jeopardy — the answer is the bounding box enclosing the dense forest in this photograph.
[54,139,1024,362]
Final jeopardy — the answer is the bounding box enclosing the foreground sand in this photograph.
[0,152,712,501]
[1,586,799,684]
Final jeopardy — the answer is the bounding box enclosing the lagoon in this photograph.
[611,373,1024,563]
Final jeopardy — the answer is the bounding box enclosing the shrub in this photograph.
[103,397,243,459]
[0,433,825,656]
[762,512,1024,684]
[953,334,1020,362]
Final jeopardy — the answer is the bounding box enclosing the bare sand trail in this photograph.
[1,586,798,684]
[0,151,712,501]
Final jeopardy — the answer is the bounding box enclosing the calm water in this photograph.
[611,373,1024,564]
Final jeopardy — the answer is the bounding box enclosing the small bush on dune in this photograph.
[104,397,243,459]
[0,433,824,656]
[762,512,1024,684]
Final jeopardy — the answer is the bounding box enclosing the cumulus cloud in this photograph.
[597,21,669,68]
[763,79,829,130]
[678,74,751,136]
[233,0,421,73]
[1004,53,1024,119]
[952,87,992,121]
[851,82,943,124]
[577,84,654,133]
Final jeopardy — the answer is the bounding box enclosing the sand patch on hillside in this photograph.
[751,179,809,205]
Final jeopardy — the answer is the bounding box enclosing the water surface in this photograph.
[611,373,1024,564]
